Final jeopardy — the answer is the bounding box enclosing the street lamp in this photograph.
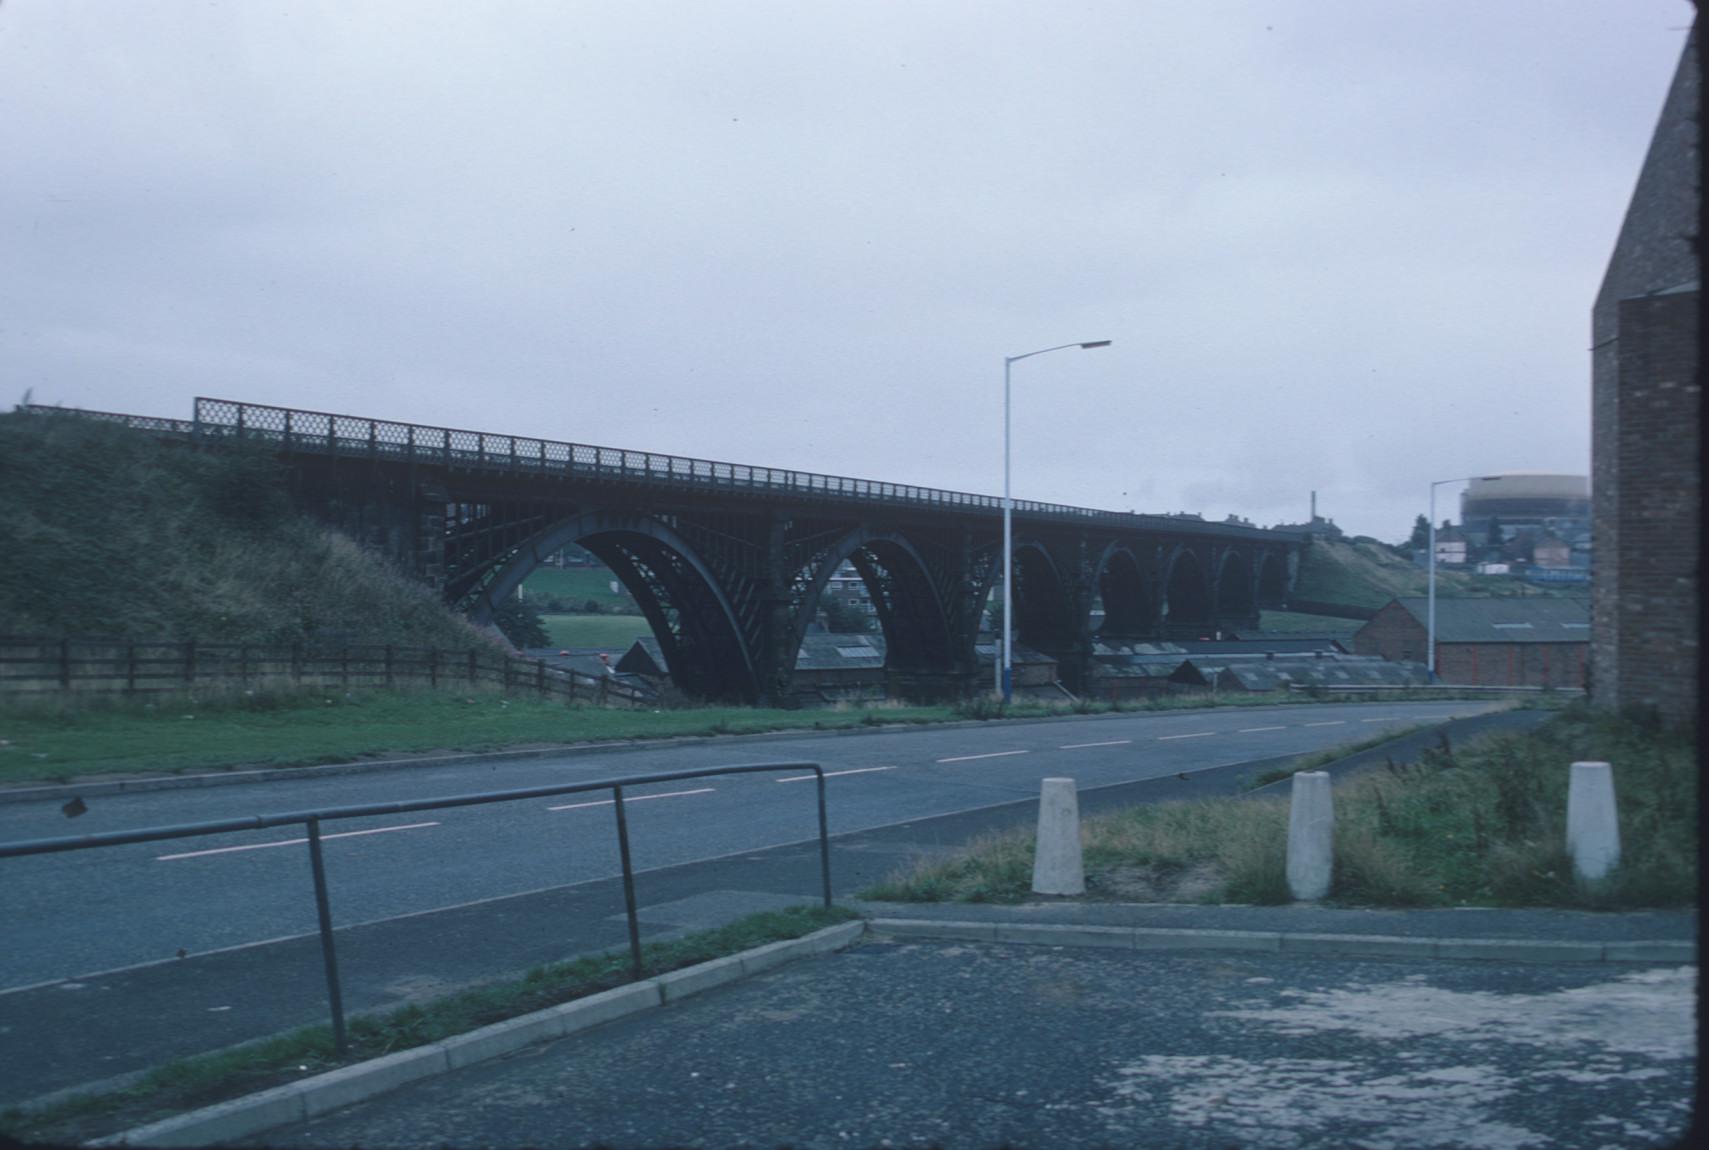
[1426,475,1500,680]
[999,340,1112,702]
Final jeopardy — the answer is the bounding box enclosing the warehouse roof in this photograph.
[1377,597,1591,644]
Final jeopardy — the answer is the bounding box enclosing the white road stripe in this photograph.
[1361,717,1398,723]
[547,787,715,811]
[775,766,897,783]
[156,822,441,861]
[1158,732,1217,741]
[1237,726,1286,733]
[1059,739,1133,750]
[936,750,1030,763]
[1305,721,1347,727]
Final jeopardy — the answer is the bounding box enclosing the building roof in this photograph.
[1176,654,1428,692]
[1172,637,1348,656]
[1380,597,1591,643]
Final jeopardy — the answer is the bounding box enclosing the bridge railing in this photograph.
[177,398,1266,534]
[17,398,1280,537]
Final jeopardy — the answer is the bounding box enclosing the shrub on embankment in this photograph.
[863,704,1696,909]
[0,412,488,649]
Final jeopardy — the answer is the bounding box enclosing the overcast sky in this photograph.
[1,2,1692,540]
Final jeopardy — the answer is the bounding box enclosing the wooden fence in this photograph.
[0,637,648,706]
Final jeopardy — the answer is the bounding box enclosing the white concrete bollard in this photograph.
[1567,761,1621,881]
[1031,777,1085,896]
[1286,771,1334,901]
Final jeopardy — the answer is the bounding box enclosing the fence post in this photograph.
[59,638,71,691]
[291,642,302,684]
[429,647,439,689]
[384,645,394,688]
[341,647,350,691]
[239,644,249,686]
[305,818,349,1057]
[126,643,137,694]
[816,770,833,908]
[612,785,644,978]
[536,659,546,697]
[598,673,608,706]
[184,640,196,688]
[469,647,478,685]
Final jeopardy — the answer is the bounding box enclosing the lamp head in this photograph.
[1079,340,1112,350]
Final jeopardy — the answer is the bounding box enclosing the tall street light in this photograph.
[1426,475,1500,680]
[999,340,1112,702]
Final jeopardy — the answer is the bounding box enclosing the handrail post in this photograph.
[815,768,833,908]
[612,784,644,978]
[306,818,349,1057]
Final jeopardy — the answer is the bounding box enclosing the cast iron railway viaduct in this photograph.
[52,399,1302,705]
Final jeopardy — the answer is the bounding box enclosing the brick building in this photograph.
[1353,597,1590,689]
[1590,27,1699,723]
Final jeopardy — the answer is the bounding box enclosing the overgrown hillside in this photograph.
[1292,538,1569,612]
[0,412,490,649]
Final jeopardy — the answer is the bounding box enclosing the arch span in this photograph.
[1161,545,1213,639]
[796,527,957,692]
[1091,543,1159,639]
[1214,549,1257,631]
[465,509,757,702]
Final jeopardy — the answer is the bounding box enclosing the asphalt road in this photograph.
[0,700,1503,989]
[243,939,1698,1150]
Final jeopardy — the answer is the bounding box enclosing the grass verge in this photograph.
[0,904,859,1146]
[861,704,1695,911]
[0,684,1547,787]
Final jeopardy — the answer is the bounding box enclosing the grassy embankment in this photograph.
[1290,537,1576,612]
[0,905,857,1146]
[862,705,1693,910]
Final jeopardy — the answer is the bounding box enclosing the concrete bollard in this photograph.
[1567,761,1620,881]
[1286,771,1334,901]
[1031,778,1085,896]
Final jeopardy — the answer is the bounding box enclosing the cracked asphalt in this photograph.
[245,938,1698,1150]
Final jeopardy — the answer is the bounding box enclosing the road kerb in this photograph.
[90,921,864,1148]
[865,918,1693,964]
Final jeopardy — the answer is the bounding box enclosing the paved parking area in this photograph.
[248,939,1696,1149]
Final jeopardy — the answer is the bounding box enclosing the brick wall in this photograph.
[1589,29,1699,724]
[1351,601,1426,663]
[1434,642,1587,689]
[1601,290,1701,719]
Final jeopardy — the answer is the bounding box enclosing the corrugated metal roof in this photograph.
[1383,597,1591,643]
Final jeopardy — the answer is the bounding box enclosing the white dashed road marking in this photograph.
[1059,739,1133,750]
[156,822,441,861]
[937,750,1030,763]
[1361,717,1398,723]
[1158,732,1217,741]
[1237,726,1286,733]
[1305,721,1347,727]
[775,766,897,783]
[547,788,715,812]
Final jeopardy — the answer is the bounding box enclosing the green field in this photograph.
[539,614,654,650]
[1256,610,1363,636]
[520,567,638,612]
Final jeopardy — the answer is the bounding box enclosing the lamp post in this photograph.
[999,340,1112,702]
[1426,475,1500,680]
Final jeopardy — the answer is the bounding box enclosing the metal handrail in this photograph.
[1,761,832,1056]
[17,400,1280,540]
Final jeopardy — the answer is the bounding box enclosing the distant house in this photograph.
[1432,526,1469,567]
[1531,530,1572,570]
[1352,597,1590,688]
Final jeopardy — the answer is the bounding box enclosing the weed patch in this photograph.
[864,706,1695,911]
